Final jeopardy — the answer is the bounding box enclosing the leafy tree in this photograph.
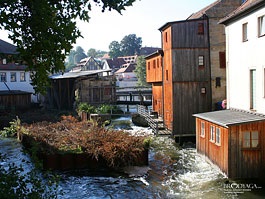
[135,56,150,87]
[0,0,136,94]
[65,46,87,71]
[87,48,108,58]
[109,34,142,58]
[109,41,123,58]
[74,46,87,63]
[87,48,97,58]
[120,34,142,56]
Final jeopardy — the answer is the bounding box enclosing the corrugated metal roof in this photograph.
[193,109,265,128]
[50,69,111,79]
[0,39,18,54]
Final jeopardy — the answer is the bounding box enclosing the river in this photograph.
[1,116,265,198]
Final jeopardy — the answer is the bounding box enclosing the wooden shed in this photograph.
[48,69,116,110]
[0,90,31,110]
[194,109,265,179]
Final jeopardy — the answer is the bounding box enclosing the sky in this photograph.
[0,0,215,52]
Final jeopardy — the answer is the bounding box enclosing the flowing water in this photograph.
[1,116,265,199]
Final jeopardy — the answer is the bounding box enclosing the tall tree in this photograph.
[109,41,123,58]
[135,56,150,87]
[87,48,97,58]
[120,34,142,56]
[0,0,136,94]
[74,46,87,63]
[109,34,142,58]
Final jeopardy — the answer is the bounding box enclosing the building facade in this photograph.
[146,0,242,137]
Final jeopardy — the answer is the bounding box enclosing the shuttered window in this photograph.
[219,52,226,68]
[198,23,204,35]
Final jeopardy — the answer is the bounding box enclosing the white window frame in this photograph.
[20,72,26,82]
[216,127,221,146]
[242,22,248,42]
[210,125,215,142]
[200,122,205,137]
[258,15,265,37]
[10,72,16,82]
[0,72,7,82]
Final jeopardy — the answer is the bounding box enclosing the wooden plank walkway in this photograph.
[137,105,171,136]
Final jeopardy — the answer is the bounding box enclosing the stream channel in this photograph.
[1,115,265,199]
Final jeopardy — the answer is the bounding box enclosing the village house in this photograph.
[145,0,243,141]
[0,39,38,109]
[194,0,265,179]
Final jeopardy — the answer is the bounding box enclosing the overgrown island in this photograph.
[0,103,151,171]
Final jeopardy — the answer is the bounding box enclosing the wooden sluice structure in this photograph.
[137,105,171,136]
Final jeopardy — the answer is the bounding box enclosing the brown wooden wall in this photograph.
[196,118,229,175]
[196,118,265,179]
[172,49,210,82]
[152,83,163,116]
[229,122,265,179]
[163,48,173,130]
[171,19,208,48]
[146,55,163,83]
[174,82,211,134]
[0,93,31,109]
[80,77,116,105]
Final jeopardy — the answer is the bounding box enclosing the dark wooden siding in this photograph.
[171,19,208,48]
[173,82,211,135]
[0,92,31,109]
[172,49,210,82]
[229,122,265,179]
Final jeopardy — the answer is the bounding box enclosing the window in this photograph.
[0,72,6,82]
[157,58,159,68]
[242,23,248,42]
[250,69,256,110]
[258,15,265,37]
[210,125,215,142]
[216,127,221,145]
[243,131,259,148]
[2,58,7,64]
[198,23,204,35]
[20,72,26,82]
[200,122,205,137]
[10,72,16,82]
[198,55,204,69]
[219,52,226,68]
[165,32,168,43]
[153,60,156,69]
